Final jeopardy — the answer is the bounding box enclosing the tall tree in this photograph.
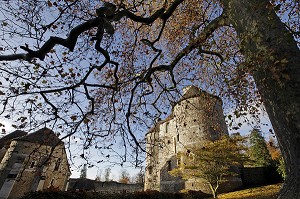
[95,169,103,181]
[221,3,300,196]
[133,170,145,184]
[267,137,282,162]
[169,135,248,198]
[80,164,87,179]
[104,168,111,182]
[266,137,286,179]
[277,157,287,180]
[248,128,273,167]
[0,1,299,197]
[118,169,130,184]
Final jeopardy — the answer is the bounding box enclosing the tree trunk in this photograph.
[208,183,217,198]
[223,0,300,198]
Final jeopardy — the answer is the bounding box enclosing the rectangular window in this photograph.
[54,158,61,171]
[166,122,169,133]
[7,174,17,179]
[173,137,176,153]
[177,158,181,166]
[30,161,35,168]
[167,160,172,171]
[148,166,153,175]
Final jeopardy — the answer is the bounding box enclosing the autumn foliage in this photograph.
[169,135,248,198]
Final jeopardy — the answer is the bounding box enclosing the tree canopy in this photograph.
[248,128,273,167]
[80,164,87,179]
[104,167,111,182]
[0,1,299,197]
[169,135,248,198]
[118,169,131,184]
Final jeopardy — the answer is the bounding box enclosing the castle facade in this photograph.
[0,128,70,199]
[144,86,242,193]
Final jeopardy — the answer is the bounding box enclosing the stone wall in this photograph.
[241,167,282,186]
[68,178,144,193]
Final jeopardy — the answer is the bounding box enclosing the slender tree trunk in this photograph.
[223,0,300,198]
[208,183,217,198]
[208,182,220,198]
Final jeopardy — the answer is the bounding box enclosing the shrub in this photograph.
[21,190,211,199]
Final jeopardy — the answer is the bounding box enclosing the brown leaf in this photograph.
[70,115,77,121]
[47,1,53,7]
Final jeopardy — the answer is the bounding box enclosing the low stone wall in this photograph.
[94,181,144,193]
[68,178,144,193]
[183,176,243,194]
[160,180,185,193]
[241,167,282,187]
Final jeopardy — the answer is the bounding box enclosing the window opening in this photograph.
[173,137,176,153]
[54,158,61,171]
[167,160,172,171]
[166,122,169,133]
[30,161,35,168]
[177,158,181,166]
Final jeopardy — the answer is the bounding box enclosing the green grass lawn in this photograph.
[217,184,282,199]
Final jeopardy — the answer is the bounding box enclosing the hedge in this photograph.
[21,190,211,199]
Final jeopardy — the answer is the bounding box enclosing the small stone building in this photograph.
[144,86,243,193]
[0,127,70,199]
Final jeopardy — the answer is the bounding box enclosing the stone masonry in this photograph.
[0,127,70,199]
[144,86,243,193]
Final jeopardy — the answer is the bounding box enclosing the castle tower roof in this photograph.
[182,85,202,99]
[146,86,222,136]
[178,85,222,104]
[14,127,62,147]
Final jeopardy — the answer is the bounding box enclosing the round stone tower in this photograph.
[172,85,228,149]
[144,86,242,193]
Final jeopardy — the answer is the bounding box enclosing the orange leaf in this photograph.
[47,1,53,7]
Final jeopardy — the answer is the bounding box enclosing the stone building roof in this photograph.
[14,127,63,147]
[0,130,27,148]
[178,85,222,104]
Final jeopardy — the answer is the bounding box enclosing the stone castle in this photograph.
[0,128,70,199]
[144,86,243,193]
